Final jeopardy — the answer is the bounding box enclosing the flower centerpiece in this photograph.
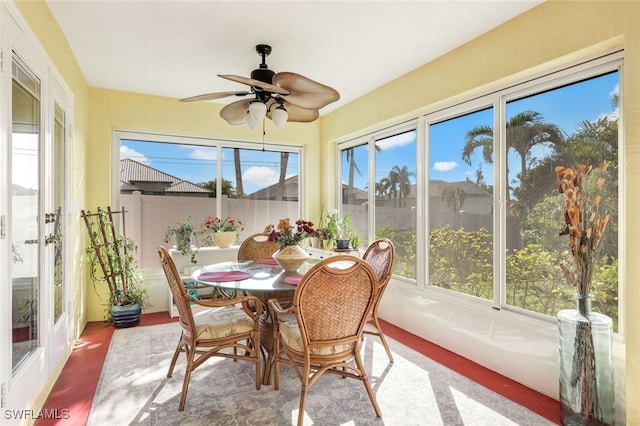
[266,218,315,271]
[201,215,244,248]
[555,162,615,425]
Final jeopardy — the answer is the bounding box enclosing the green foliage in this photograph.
[429,226,493,299]
[375,225,417,278]
[201,178,237,198]
[163,215,200,263]
[506,244,562,315]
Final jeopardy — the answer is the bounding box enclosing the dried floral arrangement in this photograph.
[556,162,611,299]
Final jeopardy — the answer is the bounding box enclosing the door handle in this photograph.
[45,234,61,246]
[45,212,57,224]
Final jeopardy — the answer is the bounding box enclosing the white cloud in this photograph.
[189,146,217,160]
[376,132,415,150]
[433,161,458,172]
[120,145,149,164]
[609,83,619,98]
[243,166,279,186]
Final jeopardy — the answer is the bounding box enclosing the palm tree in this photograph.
[462,110,563,196]
[277,152,289,201]
[440,187,467,213]
[375,178,390,199]
[388,165,415,208]
[386,170,400,207]
[234,148,244,198]
[202,179,236,198]
[344,147,361,204]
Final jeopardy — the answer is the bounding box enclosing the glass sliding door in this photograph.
[11,54,41,371]
[51,104,65,323]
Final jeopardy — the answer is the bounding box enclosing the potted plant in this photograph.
[201,215,244,248]
[82,207,149,327]
[326,209,353,250]
[163,215,200,263]
[266,218,315,271]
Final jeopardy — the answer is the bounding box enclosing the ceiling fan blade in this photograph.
[273,72,340,110]
[218,74,290,95]
[220,99,252,125]
[266,100,320,123]
[179,91,250,102]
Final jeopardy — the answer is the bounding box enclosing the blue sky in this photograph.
[120,142,299,195]
[368,70,618,190]
[122,71,618,194]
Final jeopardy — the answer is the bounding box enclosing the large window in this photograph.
[341,142,369,249]
[339,54,621,330]
[429,108,494,300]
[117,136,301,268]
[339,128,418,279]
[503,71,619,326]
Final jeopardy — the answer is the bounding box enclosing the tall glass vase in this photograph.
[557,294,615,425]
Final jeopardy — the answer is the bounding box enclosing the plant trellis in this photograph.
[81,206,133,305]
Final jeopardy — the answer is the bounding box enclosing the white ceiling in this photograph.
[45,1,543,115]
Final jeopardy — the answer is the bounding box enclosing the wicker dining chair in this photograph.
[237,232,282,305]
[362,238,396,362]
[237,232,281,261]
[269,255,381,425]
[157,246,263,411]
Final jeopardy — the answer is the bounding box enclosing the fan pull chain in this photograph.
[262,119,266,152]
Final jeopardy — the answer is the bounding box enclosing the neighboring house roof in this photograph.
[11,184,37,196]
[245,175,299,200]
[120,158,212,195]
[342,183,368,202]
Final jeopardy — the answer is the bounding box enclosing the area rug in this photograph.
[87,322,556,426]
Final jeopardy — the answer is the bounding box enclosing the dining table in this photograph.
[191,258,318,385]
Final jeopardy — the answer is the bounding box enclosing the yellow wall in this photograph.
[13,0,640,423]
[320,1,640,424]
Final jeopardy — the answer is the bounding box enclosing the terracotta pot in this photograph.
[272,244,309,272]
[211,231,237,248]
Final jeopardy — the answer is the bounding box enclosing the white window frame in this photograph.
[336,50,625,338]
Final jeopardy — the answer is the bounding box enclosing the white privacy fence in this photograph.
[121,192,298,269]
[120,192,512,270]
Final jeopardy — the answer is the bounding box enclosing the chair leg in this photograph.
[297,385,309,426]
[253,333,261,390]
[272,330,281,390]
[373,316,394,363]
[167,338,184,378]
[354,351,382,418]
[178,344,196,412]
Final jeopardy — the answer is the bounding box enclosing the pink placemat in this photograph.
[256,258,278,265]
[284,275,304,285]
[198,271,252,282]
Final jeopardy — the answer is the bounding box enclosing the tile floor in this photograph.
[35,312,560,425]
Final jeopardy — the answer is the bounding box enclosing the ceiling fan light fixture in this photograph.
[271,106,288,127]
[248,101,267,122]
[245,111,260,130]
[181,44,339,128]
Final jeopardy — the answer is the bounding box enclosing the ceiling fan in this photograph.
[180,44,340,129]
